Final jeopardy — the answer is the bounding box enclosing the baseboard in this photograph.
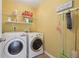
[44,51,56,58]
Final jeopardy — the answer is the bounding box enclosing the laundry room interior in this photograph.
[0,0,79,58]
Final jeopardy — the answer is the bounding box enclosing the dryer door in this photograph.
[31,37,43,52]
[4,38,25,57]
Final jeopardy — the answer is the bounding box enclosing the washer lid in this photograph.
[31,37,43,52]
[4,38,24,56]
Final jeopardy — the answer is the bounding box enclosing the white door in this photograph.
[0,0,2,58]
[0,0,2,38]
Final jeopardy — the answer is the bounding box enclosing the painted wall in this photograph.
[2,0,36,32]
[36,0,66,57]
[36,0,79,57]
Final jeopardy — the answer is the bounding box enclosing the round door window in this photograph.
[8,41,23,55]
[32,38,43,51]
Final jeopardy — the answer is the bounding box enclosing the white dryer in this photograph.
[27,32,44,58]
[1,32,27,58]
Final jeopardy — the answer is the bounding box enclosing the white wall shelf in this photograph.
[5,21,30,25]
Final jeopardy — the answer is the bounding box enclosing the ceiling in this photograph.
[16,0,42,7]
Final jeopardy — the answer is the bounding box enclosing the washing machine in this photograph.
[1,32,27,58]
[0,39,4,58]
[27,32,44,58]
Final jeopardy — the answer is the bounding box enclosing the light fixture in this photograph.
[16,0,41,7]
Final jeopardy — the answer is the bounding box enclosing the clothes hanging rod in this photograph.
[57,7,79,15]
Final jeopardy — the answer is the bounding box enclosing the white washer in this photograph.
[0,40,4,58]
[1,32,27,58]
[27,32,44,58]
